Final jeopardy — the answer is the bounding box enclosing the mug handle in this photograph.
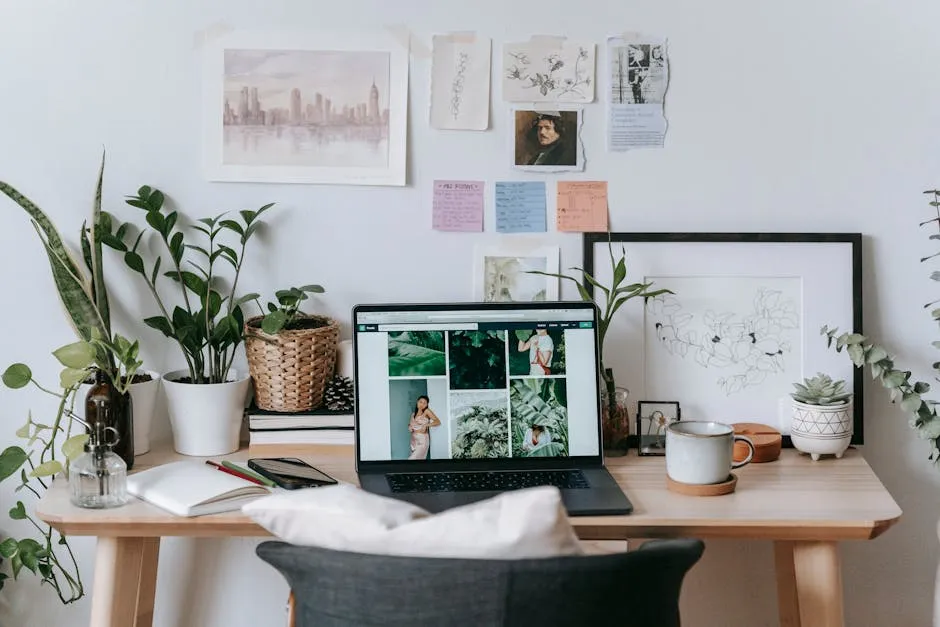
[731,435,755,469]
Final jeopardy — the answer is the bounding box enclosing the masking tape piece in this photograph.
[620,31,646,42]
[386,24,431,58]
[193,22,234,50]
[529,35,566,48]
[446,31,477,44]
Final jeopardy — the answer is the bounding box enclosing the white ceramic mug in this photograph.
[665,421,755,485]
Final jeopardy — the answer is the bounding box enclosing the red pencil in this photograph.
[205,460,265,486]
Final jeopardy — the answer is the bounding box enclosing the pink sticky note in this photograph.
[432,180,484,232]
[556,181,609,232]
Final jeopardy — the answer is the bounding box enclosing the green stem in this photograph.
[142,270,196,380]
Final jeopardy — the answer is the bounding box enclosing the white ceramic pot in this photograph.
[77,370,161,456]
[162,369,250,457]
[790,398,853,461]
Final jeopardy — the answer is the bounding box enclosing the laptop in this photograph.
[352,301,633,516]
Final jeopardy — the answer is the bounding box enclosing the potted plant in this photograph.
[103,186,272,456]
[0,157,159,465]
[530,239,670,454]
[243,285,340,412]
[788,373,854,461]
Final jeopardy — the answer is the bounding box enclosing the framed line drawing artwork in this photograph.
[582,233,863,447]
[202,30,408,186]
[473,244,560,303]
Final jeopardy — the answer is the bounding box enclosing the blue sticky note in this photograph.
[495,181,547,233]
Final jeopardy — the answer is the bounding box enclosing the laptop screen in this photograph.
[353,303,602,463]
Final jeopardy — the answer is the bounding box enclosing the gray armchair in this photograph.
[256,538,704,627]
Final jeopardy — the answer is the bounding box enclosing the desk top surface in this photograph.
[35,443,902,541]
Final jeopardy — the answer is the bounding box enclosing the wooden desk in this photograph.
[36,445,901,627]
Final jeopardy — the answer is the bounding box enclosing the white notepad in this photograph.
[126,461,272,517]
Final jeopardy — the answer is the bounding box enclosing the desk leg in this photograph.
[135,538,160,627]
[89,537,159,627]
[775,540,845,627]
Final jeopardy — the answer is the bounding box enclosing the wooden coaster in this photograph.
[666,473,737,496]
[733,422,782,463]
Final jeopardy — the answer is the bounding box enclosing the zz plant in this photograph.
[103,187,272,384]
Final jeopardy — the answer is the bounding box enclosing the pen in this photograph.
[221,461,276,487]
[205,460,266,486]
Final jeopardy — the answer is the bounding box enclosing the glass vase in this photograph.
[601,386,631,456]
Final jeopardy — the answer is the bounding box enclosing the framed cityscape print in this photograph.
[582,233,863,447]
[202,30,408,186]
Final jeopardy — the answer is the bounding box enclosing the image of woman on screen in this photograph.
[521,424,552,452]
[518,329,554,376]
[408,395,441,460]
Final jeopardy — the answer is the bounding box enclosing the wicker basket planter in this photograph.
[245,314,341,412]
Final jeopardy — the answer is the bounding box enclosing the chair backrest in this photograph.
[256,538,704,627]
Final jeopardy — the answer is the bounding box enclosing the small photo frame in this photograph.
[511,108,584,172]
[636,401,681,456]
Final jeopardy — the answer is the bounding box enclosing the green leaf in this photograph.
[902,393,923,413]
[165,211,178,234]
[101,233,127,251]
[59,367,89,389]
[150,255,162,286]
[219,219,244,237]
[299,284,325,294]
[0,447,28,482]
[867,346,888,363]
[170,232,184,264]
[124,251,144,273]
[0,538,17,559]
[52,341,96,369]
[14,420,30,438]
[29,460,63,478]
[9,501,26,520]
[843,334,866,345]
[145,210,165,234]
[234,293,260,308]
[62,434,89,461]
[883,370,907,388]
[147,189,165,212]
[180,271,207,298]
[261,310,288,334]
[143,315,174,338]
[847,343,865,366]
[612,255,626,289]
[2,363,31,388]
[915,381,932,394]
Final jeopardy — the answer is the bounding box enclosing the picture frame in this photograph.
[510,107,584,173]
[636,401,681,456]
[582,233,863,447]
[473,244,560,302]
[202,30,409,186]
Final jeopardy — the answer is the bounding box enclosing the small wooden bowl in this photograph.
[666,473,737,496]
[733,422,782,463]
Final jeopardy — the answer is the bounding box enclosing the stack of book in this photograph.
[246,405,354,446]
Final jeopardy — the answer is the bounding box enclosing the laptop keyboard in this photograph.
[386,470,590,493]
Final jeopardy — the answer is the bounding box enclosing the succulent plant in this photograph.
[790,373,852,406]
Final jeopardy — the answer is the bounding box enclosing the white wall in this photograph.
[0,0,938,625]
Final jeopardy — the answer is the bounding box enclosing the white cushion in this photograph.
[243,484,583,559]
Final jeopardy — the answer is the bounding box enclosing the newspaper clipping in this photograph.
[608,35,669,150]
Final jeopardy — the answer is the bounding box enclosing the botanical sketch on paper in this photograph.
[503,41,595,103]
[430,36,491,131]
[473,246,560,303]
[223,49,391,167]
[645,279,801,396]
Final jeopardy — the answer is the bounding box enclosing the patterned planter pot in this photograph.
[790,398,853,461]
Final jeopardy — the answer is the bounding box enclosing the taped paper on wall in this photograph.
[512,107,584,173]
[503,39,595,103]
[430,35,491,130]
[432,180,484,232]
[607,35,669,150]
[495,181,547,233]
[556,181,608,232]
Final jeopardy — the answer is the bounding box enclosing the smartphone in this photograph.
[247,457,338,490]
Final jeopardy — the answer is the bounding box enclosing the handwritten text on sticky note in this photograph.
[556,181,609,232]
[495,181,546,233]
[432,180,484,232]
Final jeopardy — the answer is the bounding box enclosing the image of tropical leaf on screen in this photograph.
[387,331,446,377]
[452,404,510,459]
[510,378,569,457]
[448,330,507,389]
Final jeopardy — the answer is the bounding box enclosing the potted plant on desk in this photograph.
[244,285,340,412]
[0,156,158,467]
[530,239,671,455]
[788,373,854,461]
[103,186,273,456]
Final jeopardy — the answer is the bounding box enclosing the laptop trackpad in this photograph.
[395,491,503,514]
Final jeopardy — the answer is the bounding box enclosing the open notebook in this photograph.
[126,461,272,517]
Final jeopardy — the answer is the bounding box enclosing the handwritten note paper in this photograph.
[556,181,609,232]
[495,181,547,233]
[432,180,484,232]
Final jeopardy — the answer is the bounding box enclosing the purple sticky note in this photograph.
[432,180,484,232]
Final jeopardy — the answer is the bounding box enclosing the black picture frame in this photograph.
[582,232,863,450]
[636,401,681,456]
